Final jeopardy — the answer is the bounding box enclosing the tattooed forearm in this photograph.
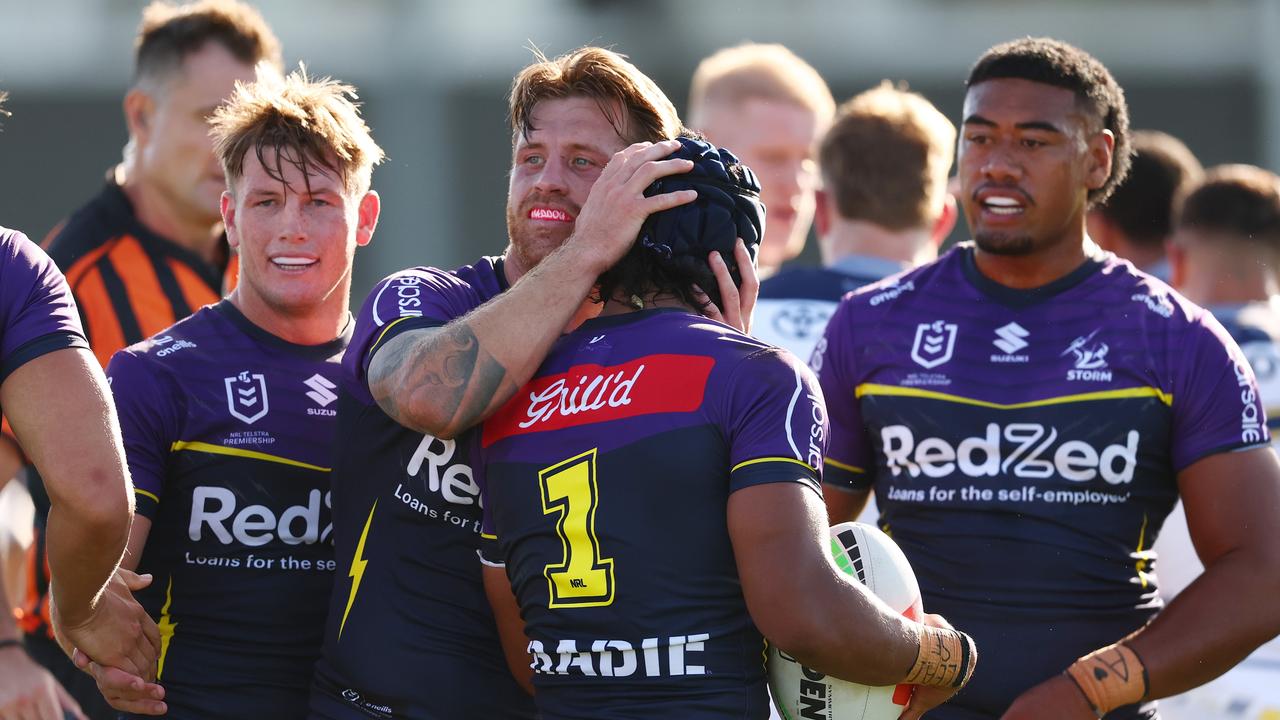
[368,322,513,437]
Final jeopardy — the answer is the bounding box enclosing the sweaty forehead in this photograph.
[963,77,1090,131]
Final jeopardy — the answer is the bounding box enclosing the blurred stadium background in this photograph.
[0,0,1272,300]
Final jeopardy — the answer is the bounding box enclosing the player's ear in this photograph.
[221,191,240,251]
[1085,128,1116,192]
[931,194,958,247]
[814,188,832,237]
[123,88,154,144]
[355,190,380,248]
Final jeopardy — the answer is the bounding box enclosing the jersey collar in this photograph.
[958,242,1107,309]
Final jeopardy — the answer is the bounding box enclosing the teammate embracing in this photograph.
[477,135,976,720]
[816,38,1280,719]
[85,69,383,718]
[311,47,754,719]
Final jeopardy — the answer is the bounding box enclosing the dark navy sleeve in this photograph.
[813,299,873,491]
[344,267,490,392]
[720,347,824,496]
[106,349,180,517]
[1171,308,1271,470]
[0,229,87,384]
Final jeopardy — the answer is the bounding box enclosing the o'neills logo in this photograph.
[483,354,714,447]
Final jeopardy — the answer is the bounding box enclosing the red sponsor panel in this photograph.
[483,354,715,447]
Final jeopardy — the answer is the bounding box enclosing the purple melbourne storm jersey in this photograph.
[0,227,87,388]
[814,244,1268,719]
[106,300,349,720]
[311,258,536,720]
[477,308,825,720]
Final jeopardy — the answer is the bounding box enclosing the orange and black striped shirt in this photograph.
[17,178,236,638]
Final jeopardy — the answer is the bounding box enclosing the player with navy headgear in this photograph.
[478,136,976,720]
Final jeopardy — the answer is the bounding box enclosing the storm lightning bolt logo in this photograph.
[339,501,377,639]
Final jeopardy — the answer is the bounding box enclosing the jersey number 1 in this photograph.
[540,449,615,608]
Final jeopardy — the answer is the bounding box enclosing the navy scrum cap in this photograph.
[638,136,765,283]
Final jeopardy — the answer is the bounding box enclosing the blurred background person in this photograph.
[10,2,282,717]
[687,43,834,278]
[1087,129,1203,281]
[753,80,957,362]
[1156,163,1280,720]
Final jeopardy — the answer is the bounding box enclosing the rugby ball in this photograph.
[768,522,923,720]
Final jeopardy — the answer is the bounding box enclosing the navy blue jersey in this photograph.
[0,227,86,387]
[753,255,900,362]
[311,258,536,720]
[478,308,825,720]
[106,300,349,719]
[814,244,1268,719]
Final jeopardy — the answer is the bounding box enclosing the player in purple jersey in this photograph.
[478,136,976,720]
[80,70,383,719]
[0,91,159,720]
[815,38,1280,719]
[312,47,757,720]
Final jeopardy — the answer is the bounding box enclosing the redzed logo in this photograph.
[482,354,715,447]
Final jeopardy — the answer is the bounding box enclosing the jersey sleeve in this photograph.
[719,347,824,497]
[0,229,87,384]
[813,299,874,492]
[1169,308,1271,470]
[106,349,182,518]
[344,267,486,391]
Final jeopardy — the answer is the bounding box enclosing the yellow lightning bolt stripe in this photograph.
[156,577,177,680]
[339,501,377,639]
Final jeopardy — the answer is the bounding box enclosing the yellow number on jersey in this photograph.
[540,449,615,608]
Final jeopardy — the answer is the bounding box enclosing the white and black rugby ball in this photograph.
[768,522,923,720]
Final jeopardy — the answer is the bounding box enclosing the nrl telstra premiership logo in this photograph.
[911,320,958,369]
[225,371,269,424]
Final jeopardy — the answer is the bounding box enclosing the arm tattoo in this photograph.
[369,322,512,436]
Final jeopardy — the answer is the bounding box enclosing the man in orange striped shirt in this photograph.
[8,3,282,717]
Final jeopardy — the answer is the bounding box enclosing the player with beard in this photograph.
[310,47,754,719]
[477,136,976,720]
[816,38,1280,719]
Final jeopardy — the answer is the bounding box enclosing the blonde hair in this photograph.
[211,66,384,196]
[819,81,956,230]
[509,46,682,146]
[134,0,282,89]
[687,43,835,127]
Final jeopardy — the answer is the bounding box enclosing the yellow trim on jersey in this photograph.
[1134,514,1152,589]
[339,501,377,640]
[156,577,177,680]
[370,316,418,357]
[732,456,816,474]
[824,457,866,474]
[134,488,160,504]
[170,441,330,473]
[855,384,1174,409]
[480,532,497,540]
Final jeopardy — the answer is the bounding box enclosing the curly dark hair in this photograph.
[594,136,764,312]
[968,37,1132,206]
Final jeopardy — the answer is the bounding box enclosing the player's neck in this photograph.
[227,287,351,346]
[117,163,223,264]
[972,226,1098,290]
[1182,266,1280,308]
[597,292,690,318]
[820,219,933,269]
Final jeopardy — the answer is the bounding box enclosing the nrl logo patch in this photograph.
[225,371,269,424]
[911,320,958,369]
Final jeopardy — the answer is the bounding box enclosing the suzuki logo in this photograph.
[304,374,338,407]
[993,322,1029,354]
[225,371,269,424]
[911,321,958,369]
